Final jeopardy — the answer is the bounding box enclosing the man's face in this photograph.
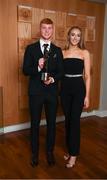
[40,23,53,41]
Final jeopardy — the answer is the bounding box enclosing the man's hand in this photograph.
[38,58,45,69]
[44,77,54,85]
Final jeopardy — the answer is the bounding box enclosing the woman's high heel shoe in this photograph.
[66,156,76,168]
[66,161,75,168]
[64,154,69,160]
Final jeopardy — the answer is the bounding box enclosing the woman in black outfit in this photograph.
[61,26,91,168]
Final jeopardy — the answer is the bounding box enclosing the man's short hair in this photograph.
[40,18,53,26]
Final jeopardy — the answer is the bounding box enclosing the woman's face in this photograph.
[69,28,81,46]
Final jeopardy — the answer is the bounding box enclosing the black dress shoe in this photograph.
[31,159,38,167]
[47,152,55,166]
[31,153,38,167]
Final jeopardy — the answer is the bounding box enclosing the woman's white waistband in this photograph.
[65,74,82,77]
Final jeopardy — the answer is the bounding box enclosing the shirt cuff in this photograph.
[38,66,41,72]
[51,77,55,83]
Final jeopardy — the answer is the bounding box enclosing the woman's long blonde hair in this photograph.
[65,26,86,50]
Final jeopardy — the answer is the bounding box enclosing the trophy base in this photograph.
[41,72,49,81]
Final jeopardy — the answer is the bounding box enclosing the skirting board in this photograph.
[3,110,107,134]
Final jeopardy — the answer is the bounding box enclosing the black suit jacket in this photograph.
[23,41,64,95]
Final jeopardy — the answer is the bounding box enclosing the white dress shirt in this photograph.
[40,38,51,54]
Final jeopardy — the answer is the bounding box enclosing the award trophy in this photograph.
[41,47,50,81]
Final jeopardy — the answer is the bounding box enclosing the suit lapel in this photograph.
[33,41,56,59]
[34,41,43,57]
[50,43,56,58]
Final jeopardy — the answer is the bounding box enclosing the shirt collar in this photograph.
[40,38,51,48]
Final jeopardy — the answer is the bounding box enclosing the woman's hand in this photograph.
[84,96,90,109]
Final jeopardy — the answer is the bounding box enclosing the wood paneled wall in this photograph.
[0,87,3,131]
[0,0,105,126]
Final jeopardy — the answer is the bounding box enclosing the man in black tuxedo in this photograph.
[23,18,64,167]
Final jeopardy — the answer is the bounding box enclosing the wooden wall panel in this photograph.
[32,8,45,38]
[0,87,3,133]
[0,1,2,87]
[0,0,19,126]
[0,0,105,126]
[18,22,32,39]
